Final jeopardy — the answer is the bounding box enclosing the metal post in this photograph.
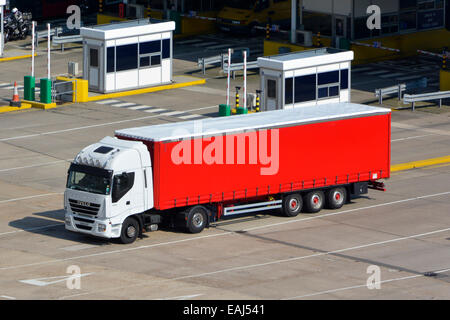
[398,84,402,101]
[202,57,205,75]
[439,99,442,109]
[243,50,247,110]
[412,101,415,111]
[31,21,35,78]
[47,23,51,80]
[226,48,232,107]
[0,5,4,57]
[290,0,297,44]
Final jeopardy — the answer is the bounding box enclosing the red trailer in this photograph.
[115,102,390,227]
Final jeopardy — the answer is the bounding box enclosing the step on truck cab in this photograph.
[65,103,391,244]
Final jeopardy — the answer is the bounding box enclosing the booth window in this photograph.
[294,74,316,103]
[285,78,293,105]
[340,69,349,90]
[107,47,115,73]
[140,40,161,54]
[90,48,99,68]
[317,70,340,100]
[116,44,138,72]
[267,80,276,98]
[162,39,171,59]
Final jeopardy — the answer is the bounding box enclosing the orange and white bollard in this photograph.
[10,81,21,107]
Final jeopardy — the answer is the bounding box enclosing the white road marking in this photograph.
[110,102,137,108]
[391,121,450,136]
[0,295,16,300]
[157,293,204,300]
[158,111,185,116]
[391,134,435,142]
[178,114,204,120]
[0,160,70,173]
[396,75,422,81]
[144,108,166,113]
[20,273,93,287]
[60,227,450,299]
[378,72,405,79]
[0,105,217,142]
[127,105,153,110]
[0,223,63,237]
[365,70,390,76]
[176,39,204,45]
[0,193,63,205]
[95,99,121,104]
[284,267,450,299]
[1,191,449,273]
[61,244,98,251]
[192,41,218,47]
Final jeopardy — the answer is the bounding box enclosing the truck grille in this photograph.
[68,199,100,216]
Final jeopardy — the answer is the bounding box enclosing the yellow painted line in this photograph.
[86,78,206,102]
[391,155,450,172]
[0,103,32,113]
[0,53,37,62]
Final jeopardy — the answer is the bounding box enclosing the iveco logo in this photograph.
[78,201,89,206]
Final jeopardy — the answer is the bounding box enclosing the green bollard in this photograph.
[24,76,35,101]
[40,78,52,104]
[219,104,231,117]
[236,107,248,114]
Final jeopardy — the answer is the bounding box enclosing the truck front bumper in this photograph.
[65,212,121,239]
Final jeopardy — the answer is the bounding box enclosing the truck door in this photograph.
[111,170,144,216]
[265,77,279,111]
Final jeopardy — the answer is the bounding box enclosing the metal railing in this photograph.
[403,91,450,111]
[222,61,259,79]
[197,53,228,75]
[52,79,76,103]
[52,35,83,52]
[375,84,406,104]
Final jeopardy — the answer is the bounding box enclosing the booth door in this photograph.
[265,77,279,111]
[88,46,101,91]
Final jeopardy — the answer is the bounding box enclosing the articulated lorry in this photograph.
[64,103,391,244]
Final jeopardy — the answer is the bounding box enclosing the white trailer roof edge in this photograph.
[115,103,390,143]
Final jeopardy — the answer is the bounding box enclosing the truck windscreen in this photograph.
[67,164,113,195]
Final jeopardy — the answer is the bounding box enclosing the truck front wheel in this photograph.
[282,193,303,217]
[186,206,208,234]
[120,217,139,244]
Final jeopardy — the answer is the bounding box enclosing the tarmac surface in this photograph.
[0,34,449,300]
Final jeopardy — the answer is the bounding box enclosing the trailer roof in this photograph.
[115,103,390,142]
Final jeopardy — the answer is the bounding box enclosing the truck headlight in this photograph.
[65,216,71,225]
[98,224,107,232]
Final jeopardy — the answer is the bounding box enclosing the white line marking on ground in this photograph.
[59,227,450,299]
[0,106,217,142]
[95,99,121,104]
[158,111,185,116]
[378,72,405,79]
[284,267,450,299]
[178,114,203,119]
[127,105,153,110]
[391,134,435,142]
[20,273,94,287]
[0,160,70,173]
[157,293,204,300]
[1,191,449,275]
[61,244,98,251]
[396,75,422,81]
[0,295,16,300]
[192,41,218,47]
[366,70,390,76]
[0,193,63,205]
[144,108,166,113]
[110,102,137,108]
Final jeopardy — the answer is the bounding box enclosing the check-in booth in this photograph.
[80,20,175,93]
[258,48,354,111]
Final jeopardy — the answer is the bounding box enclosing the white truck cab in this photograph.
[64,136,154,243]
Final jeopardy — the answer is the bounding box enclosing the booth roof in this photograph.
[115,103,390,142]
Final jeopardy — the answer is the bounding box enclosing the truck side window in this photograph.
[112,172,135,203]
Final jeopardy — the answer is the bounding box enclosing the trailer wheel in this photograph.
[186,206,208,234]
[326,187,347,209]
[303,190,325,213]
[120,217,139,244]
[282,193,303,217]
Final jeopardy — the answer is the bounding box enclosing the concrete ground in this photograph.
[0,34,449,300]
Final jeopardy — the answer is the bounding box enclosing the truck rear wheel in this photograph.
[186,206,208,234]
[303,190,325,213]
[326,187,346,209]
[120,217,139,244]
[282,193,303,217]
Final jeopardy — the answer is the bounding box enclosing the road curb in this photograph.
[391,155,450,172]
